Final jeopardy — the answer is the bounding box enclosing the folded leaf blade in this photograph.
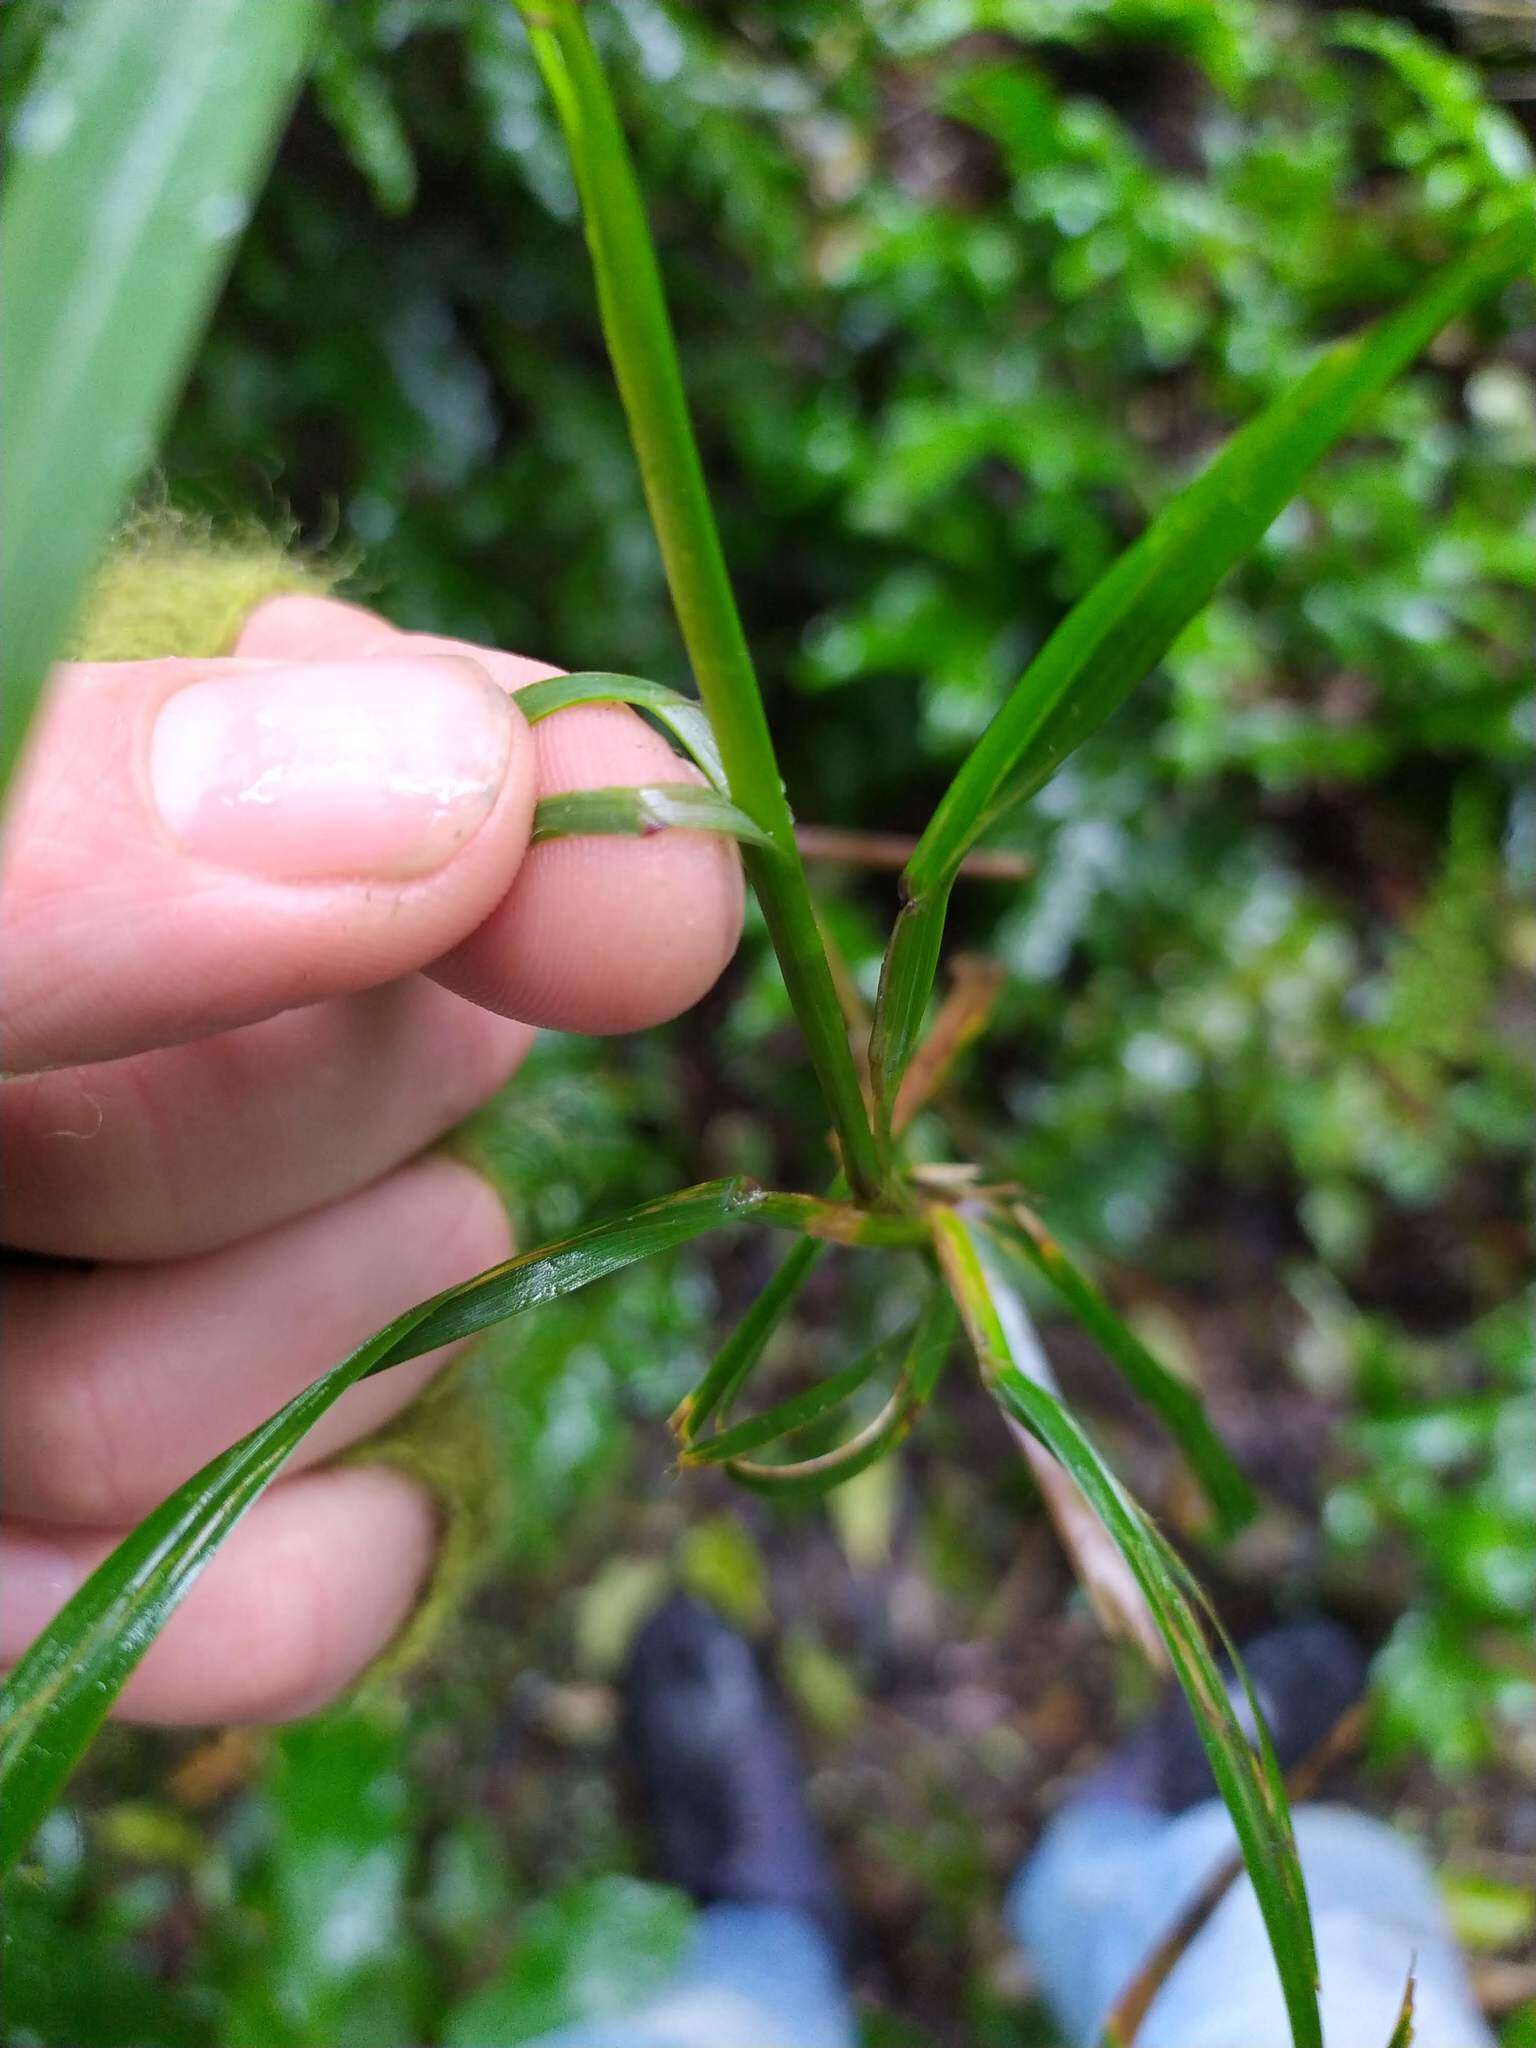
[682,1337,892,1466]
[672,1234,828,1445]
[725,1289,957,1500]
[532,784,775,850]
[931,1207,1322,2048]
[984,1207,1255,1536]
[516,671,727,790]
[0,1177,804,1873]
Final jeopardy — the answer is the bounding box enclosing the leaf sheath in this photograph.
[516,671,727,789]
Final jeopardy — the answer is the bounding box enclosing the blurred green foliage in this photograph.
[3,0,1534,2041]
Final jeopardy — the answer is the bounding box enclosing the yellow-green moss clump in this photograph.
[68,510,333,663]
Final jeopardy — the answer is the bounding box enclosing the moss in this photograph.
[68,509,335,663]
[338,1362,508,1697]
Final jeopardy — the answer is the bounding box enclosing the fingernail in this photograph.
[149,657,514,881]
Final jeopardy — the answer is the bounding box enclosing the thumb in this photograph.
[1,652,536,1072]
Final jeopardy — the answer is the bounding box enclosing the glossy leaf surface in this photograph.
[0,0,319,793]
[0,1178,843,1872]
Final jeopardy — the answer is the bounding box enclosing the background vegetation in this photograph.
[3,0,1533,2041]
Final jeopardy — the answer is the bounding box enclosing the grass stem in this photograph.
[517,1,884,1201]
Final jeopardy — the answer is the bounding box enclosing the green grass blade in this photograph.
[723,1401,902,1498]
[682,1337,893,1465]
[531,784,773,850]
[0,0,320,796]
[725,1289,957,1500]
[871,214,1536,1111]
[748,1193,923,1249]
[1385,1973,1417,2048]
[931,1208,1322,2048]
[516,672,727,789]
[364,1186,914,1382]
[671,1234,829,1443]
[982,1208,1256,1536]
[0,1177,845,1872]
[869,885,955,1133]
[512,0,884,1202]
[914,212,1536,876]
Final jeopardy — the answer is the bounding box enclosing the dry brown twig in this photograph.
[796,824,1033,884]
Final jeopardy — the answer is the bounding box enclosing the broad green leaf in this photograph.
[931,1208,1322,2048]
[0,1177,900,1873]
[0,1877,209,2048]
[516,671,727,789]
[223,1709,427,2046]
[531,783,773,850]
[983,1207,1255,1536]
[442,1877,690,2047]
[0,0,320,795]
[871,213,1536,1111]
[725,1289,957,1500]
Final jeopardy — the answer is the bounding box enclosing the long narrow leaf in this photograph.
[514,0,884,1201]
[931,1207,1322,2048]
[983,1207,1255,1536]
[0,0,320,795]
[724,1399,903,1499]
[871,214,1536,1110]
[0,1177,875,1872]
[972,1233,1163,1660]
[531,783,773,850]
[671,1234,828,1442]
[1385,1974,1417,2048]
[682,1336,893,1466]
[365,1187,916,1381]
[516,671,727,789]
[726,1290,957,1500]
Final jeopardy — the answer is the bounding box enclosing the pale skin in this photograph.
[0,593,743,1723]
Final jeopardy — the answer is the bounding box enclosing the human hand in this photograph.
[0,593,742,1723]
